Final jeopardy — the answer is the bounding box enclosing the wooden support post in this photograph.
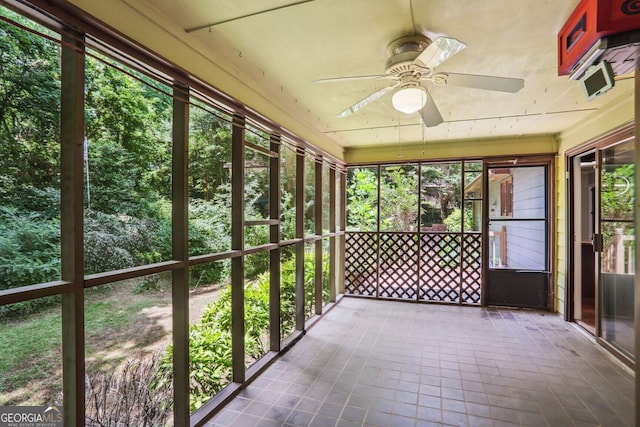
[171,84,190,426]
[60,33,85,427]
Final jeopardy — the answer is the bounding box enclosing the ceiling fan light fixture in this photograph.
[392,86,427,114]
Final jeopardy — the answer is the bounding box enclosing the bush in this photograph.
[243,273,270,358]
[159,285,232,412]
[443,207,473,232]
[0,207,61,318]
[0,295,60,320]
[302,250,330,319]
[188,199,230,255]
[84,210,166,274]
[188,198,231,287]
[11,186,60,220]
[189,260,230,289]
[184,327,232,411]
[85,351,173,427]
[167,251,328,411]
[175,273,271,411]
[280,253,297,339]
[0,207,61,288]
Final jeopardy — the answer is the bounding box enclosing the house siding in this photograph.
[508,168,547,271]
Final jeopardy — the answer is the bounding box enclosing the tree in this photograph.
[0,11,62,303]
[421,164,462,226]
[601,163,634,222]
[346,167,378,231]
[188,106,232,201]
[379,166,418,231]
[0,12,60,209]
[84,56,172,217]
[600,162,635,247]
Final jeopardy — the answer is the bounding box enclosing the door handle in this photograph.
[592,233,603,252]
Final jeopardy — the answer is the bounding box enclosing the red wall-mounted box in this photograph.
[558,0,640,75]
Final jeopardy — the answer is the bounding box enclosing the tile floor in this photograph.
[205,297,634,427]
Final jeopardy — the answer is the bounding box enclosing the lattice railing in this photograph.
[345,233,377,296]
[419,234,461,303]
[344,231,482,305]
[461,233,482,304]
[378,233,418,300]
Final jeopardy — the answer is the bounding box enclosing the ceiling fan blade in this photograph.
[420,88,444,127]
[313,74,390,83]
[337,83,399,118]
[413,37,466,70]
[444,72,524,93]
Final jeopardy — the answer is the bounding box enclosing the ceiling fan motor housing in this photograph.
[385,35,432,76]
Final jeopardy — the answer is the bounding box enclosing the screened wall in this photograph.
[0,4,345,426]
[344,161,483,304]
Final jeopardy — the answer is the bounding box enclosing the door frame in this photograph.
[565,122,635,366]
[567,149,597,333]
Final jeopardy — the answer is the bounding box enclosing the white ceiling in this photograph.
[130,0,633,149]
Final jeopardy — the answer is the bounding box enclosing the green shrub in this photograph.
[303,250,330,319]
[160,284,234,412]
[162,250,328,412]
[188,199,230,254]
[189,260,230,289]
[161,249,328,411]
[243,273,270,359]
[177,274,272,411]
[443,207,473,232]
[188,198,231,287]
[11,186,60,220]
[346,168,378,231]
[280,253,296,339]
[0,207,61,318]
[185,327,232,411]
[244,249,269,279]
[84,210,163,274]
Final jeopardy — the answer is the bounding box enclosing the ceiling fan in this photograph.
[315,34,525,127]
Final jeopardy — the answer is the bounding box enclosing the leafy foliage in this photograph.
[346,164,467,233]
[601,163,634,221]
[279,250,297,339]
[160,274,269,411]
[0,207,60,318]
[83,209,168,274]
[0,207,60,287]
[0,11,62,317]
[188,106,232,201]
[0,16,238,295]
[159,250,326,412]
[346,168,378,231]
[280,190,296,241]
[380,166,419,231]
[421,163,462,227]
[85,56,172,217]
[0,13,60,206]
[443,207,474,232]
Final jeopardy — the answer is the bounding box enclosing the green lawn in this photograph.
[0,282,172,406]
[0,306,62,405]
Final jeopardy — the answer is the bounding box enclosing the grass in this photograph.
[0,277,223,407]
[0,280,173,406]
[0,305,62,405]
[84,288,171,372]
